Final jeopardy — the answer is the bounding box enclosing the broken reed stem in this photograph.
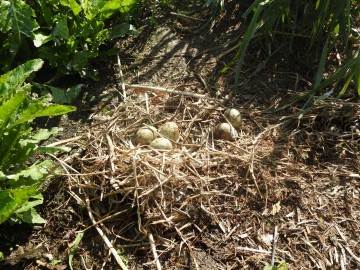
[271,225,278,266]
[154,200,199,270]
[174,226,200,270]
[125,84,216,100]
[46,135,84,147]
[84,191,129,270]
[117,53,127,100]
[236,246,271,254]
[148,233,162,270]
[169,11,205,22]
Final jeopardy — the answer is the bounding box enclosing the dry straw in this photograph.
[62,87,359,269]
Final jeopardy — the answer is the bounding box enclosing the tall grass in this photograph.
[218,0,359,104]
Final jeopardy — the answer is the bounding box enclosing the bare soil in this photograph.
[1,2,359,270]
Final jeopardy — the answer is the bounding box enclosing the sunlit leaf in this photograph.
[17,208,46,223]
[0,60,74,224]
[0,184,38,224]
[33,128,61,141]
[33,32,51,47]
[13,103,76,126]
[0,59,43,98]
[99,0,137,19]
[68,0,82,16]
[0,0,39,60]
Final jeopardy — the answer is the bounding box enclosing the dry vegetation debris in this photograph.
[62,86,359,269]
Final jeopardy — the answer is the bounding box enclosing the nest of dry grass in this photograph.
[63,88,359,270]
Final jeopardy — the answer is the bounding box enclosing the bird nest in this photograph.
[65,87,360,269]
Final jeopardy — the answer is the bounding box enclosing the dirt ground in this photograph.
[1,2,359,270]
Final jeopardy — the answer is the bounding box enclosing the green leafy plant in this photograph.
[0,59,75,224]
[0,0,137,80]
[264,260,290,270]
[220,0,359,100]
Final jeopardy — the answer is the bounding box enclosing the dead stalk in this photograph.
[149,233,162,270]
[271,225,278,266]
[125,84,216,100]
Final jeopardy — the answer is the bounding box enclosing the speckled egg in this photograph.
[159,122,180,141]
[134,126,157,145]
[149,138,173,150]
[224,108,242,130]
[213,122,238,141]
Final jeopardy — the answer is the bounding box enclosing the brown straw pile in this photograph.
[64,87,359,269]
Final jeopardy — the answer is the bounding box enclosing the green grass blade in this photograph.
[338,75,353,96]
[242,0,264,18]
[274,56,357,111]
[315,37,329,88]
[234,6,263,86]
[221,1,265,82]
[69,232,84,270]
[302,36,330,109]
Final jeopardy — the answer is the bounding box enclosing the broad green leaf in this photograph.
[0,191,19,223]
[0,124,30,170]
[6,160,53,185]
[99,0,136,19]
[0,0,39,58]
[15,193,43,213]
[65,84,83,103]
[0,184,38,224]
[33,32,51,47]
[32,127,61,141]
[69,232,84,270]
[0,59,73,224]
[16,208,46,224]
[49,86,70,104]
[82,0,100,20]
[118,0,137,14]
[0,91,26,130]
[110,23,137,39]
[52,17,70,41]
[0,59,43,98]
[49,84,83,104]
[0,0,39,34]
[95,29,110,46]
[35,0,54,25]
[12,103,76,126]
[38,46,66,68]
[69,51,97,71]
[68,0,82,16]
